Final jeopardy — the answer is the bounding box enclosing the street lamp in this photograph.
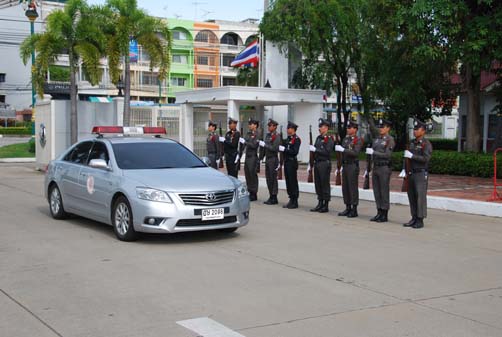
[117,76,125,97]
[24,1,38,131]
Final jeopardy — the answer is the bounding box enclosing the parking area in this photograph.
[1,163,502,337]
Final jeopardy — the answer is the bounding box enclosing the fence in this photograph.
[130,105,181,142]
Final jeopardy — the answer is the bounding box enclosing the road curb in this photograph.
[0,158,36,163]
[239,176,502,218]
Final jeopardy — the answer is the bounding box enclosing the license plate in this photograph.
[201,208,224,221]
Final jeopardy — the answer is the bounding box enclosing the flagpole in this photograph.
[259,33,263,87]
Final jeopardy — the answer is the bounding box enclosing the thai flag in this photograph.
[231,39,260,68]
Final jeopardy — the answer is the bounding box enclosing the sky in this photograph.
[86,0,265,22]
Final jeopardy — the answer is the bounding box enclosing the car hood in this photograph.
[122,168,238,192]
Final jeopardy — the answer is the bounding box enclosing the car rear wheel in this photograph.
[112,196,137,241]
[219,227,238,233]
[49,184,68,219]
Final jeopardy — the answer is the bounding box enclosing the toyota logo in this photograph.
[206,193,216,201]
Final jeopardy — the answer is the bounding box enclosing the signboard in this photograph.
[129,39,138,63]
[44,82,71,95]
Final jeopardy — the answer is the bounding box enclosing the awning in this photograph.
[89,97,113,103]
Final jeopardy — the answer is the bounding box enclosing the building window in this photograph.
[222,55,234,67]
[195,31,209,43]
[222,78,236,86]
[170,77,186,87]
[173,30,187,40]
[197,55,209,65]
[197,78,213,88]
[0,73,5,82]
[221,34,237,45]
[142,72,158,86]
[172,55,188,64]
[0,95,5,103]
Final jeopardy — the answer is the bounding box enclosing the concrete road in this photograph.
[1,163,501,337]
[0,136,31,147]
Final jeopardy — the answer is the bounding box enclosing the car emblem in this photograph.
[205,193,216,201]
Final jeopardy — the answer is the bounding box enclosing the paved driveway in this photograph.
[1,164,501,337]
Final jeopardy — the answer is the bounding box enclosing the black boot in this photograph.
[288,198,298,209]
[403,217,416,227]
[283,198,293,208]
[318,200,329,213]
[376,209,388,223]
[347,205,358,218]
[270,195,278,205]
[263,196,273,205]
[310,200,323,212]
[412,218,424,229]
[249,193,257,201]
[338,205,351,216]
[370,209,382,222]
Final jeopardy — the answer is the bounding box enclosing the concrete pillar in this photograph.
[227,99,239,125]
[113,97,124,126]
[181,103,194,150]
[293,102,323,163]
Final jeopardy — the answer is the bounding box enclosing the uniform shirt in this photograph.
[284,134,301,161]
[206,131,218,154]
[409,137,433,170]
[244,130,259,156]
[264,131,281,159]
[224,129,240,156]
[372,134,395,163]
[341,135,363,162]
[314,133,335,161]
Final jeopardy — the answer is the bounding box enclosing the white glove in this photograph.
[363,170,368,177]
[234,154,240,164]
[335,168,340,175]
[366,148,374,155]
[239,137,246,144]
[216,159,220,166]
[404,150,413,159]
[259,140,266,147]
[309,145,316,152]
[279,145,285,152]
[275,164,281,171]
[307,165,311,173]
[219,136,225,143]
[335,145,345,152]
[399,169,406,178]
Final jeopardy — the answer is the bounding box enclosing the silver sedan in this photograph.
[44,136,250,241]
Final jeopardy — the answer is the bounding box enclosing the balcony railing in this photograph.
[172,40,194,49]
[194,65,218,72]
[220,44,243,53]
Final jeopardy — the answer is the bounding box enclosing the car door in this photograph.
[77,141,114,221]
[59,141,93,211]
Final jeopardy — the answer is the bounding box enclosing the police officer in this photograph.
[243,118,260,201]
[335,120,363,218]
[309,118,335,213]
[259,119,281,205]
[366,118,395,222]
[402,119,433,229]
[219,117,240,178]
[280,121,301,209]
[206,120,219,169]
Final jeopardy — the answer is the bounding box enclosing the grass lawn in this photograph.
[0,141,35,158]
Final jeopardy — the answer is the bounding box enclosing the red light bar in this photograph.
[92,126,123,134]
[143,127,166,134]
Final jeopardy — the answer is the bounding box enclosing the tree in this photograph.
[236,67,258,86]
[20,0,105,144]
[101,0,171,126]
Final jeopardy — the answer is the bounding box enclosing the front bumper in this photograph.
[130,192,250,233]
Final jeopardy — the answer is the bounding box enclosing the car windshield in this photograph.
[112,142,206,170]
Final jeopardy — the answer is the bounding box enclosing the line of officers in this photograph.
[207,117,432,229]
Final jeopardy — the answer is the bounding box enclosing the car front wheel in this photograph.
[49,184,68,219]
[112,196,137,241]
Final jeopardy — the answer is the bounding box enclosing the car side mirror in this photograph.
[89,159,110,170]
[201,156,211,166]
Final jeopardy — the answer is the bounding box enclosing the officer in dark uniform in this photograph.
[243,118,260,201]
[206,120,219,169]
[259,118,281,205]
[219,117,240,178]
[366,118,395,222]
[280,121,301,209]
[403,119,433,229]
[335,120,363,217]
[309,118,335,213]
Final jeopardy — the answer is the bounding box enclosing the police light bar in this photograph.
[92,126,166,135]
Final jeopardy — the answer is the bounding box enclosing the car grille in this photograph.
[178,190,235,206]
[176,216,237,227]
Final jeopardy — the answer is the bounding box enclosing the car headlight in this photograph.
[136,187,173,203]
[237,183,249,198]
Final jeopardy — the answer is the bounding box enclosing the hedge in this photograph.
[28,138,35,153]
[429,138,458,151]
[391,150,502,178]
[0,127,32,135]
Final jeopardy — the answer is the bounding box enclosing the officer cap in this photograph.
[347,119,359,129]
[267,118,278,126]
[248,117,259,127]
[287,121,298,131]
[228,117,238,125]
[208,120,217,128]
[377,118,392,128]
[413,119,427,130]
[318,118,330,127]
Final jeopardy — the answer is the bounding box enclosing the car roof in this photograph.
[95,137,178,145]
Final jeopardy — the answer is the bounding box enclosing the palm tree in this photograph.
[20,0,105,145]
[102,0,171,126]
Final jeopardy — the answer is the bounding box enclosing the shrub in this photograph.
[28,138,36,153]
[429,138,458,151]
[0,127,32,135]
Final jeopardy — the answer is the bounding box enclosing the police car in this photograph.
[44,126,250,241]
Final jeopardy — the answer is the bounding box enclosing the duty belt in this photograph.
[342,160,359,165]
[374,161,391,167]
[411,168,427,173]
